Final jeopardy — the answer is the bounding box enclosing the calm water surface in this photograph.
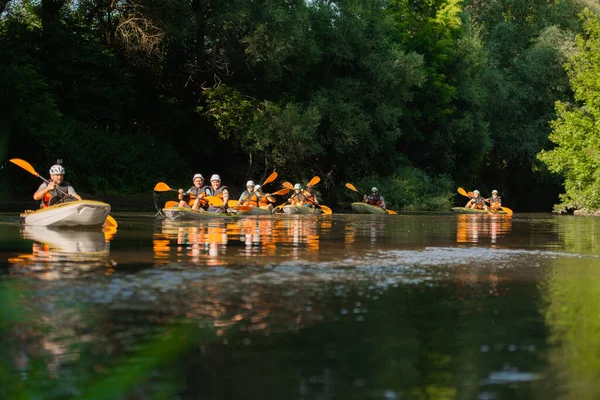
[1,212,600,399]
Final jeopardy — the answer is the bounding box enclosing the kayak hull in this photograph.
[351,202,387,215]
[20,200,111,227]
[163,206,237,221]
[451,207,508,215]
[282,205,322,215]
[235,206,272,216]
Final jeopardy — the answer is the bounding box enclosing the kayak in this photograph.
[451,207,509,215]
[20,200,111,227]
[282,205,322,215]
[162,206,238,221]
[351,202,387,215]
[234,206,272,216]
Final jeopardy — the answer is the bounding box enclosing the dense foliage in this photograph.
[0,0,596,210]
[538,10,600,212]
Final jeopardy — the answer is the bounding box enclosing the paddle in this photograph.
[165,200,178,208]
[307,176,320,187]
[319,204,333,214]
[282,182,294,190]
[345,183,397,215]
[10,158,118,227]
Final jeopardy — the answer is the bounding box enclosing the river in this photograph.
[1,212,599,399]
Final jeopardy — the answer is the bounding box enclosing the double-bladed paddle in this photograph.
[10,158,118,228]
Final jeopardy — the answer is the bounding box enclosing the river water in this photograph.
[1,212,600,399]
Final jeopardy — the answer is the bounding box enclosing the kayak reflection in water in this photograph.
[32,161,82,207]
[363,187,386,210]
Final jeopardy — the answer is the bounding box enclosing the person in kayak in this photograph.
[178,173,210,210]
[255,185,276,212]
[33,163,82,207]
[207,174,229,213]
[465,189,489,211]
[287,183,306,205]
[239,180,258,206]
[303,186,320,208]
[486,189,502,211]
[363,187,386,210]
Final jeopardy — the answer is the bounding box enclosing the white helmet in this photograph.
[474,190,480,195]
[246,180,255,187]
[49,164,65,175]
[254,184,261,191]
[492,189,498,194]
[371,187,378,192]
[210,174,221,182]
[193,173,204,181]
[294,183,302,190]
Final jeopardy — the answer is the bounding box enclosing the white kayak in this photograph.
[282,205,322,215]
[20,200,111,227]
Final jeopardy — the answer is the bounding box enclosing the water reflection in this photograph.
[456,214,513,244]
[153,216,335,264]
[8,225,115,279]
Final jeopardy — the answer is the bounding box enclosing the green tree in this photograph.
[538,10,600,212]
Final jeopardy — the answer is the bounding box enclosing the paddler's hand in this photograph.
[47,182,55,191]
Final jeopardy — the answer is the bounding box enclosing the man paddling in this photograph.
[239,180,258,206]
[363,187,386,210]
[33,163,82,207]
[287,183,306,205]
[178,173,210,210]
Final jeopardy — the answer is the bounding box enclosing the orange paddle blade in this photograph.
[271,188,290,196]
[457,187,469,197]
[234,205,253,212]
[205,196,223,206]
[105,215,119,228]
[164,201,178,208]
[501,206,513,215]
[345,183,359,193]
[10,158,39,176]
[228,200,239,207]
[386,209,397,215]
[320,205,333,214]
[307,176,320,187]
[282,182,294,190]
[262,171,278,186]
[154,182,173,192]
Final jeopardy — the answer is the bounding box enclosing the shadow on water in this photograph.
[1,213,600,399]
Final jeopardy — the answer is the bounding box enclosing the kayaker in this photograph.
[239,180,258,206]
[207,174,229,213]
[363,187,386,210]
[33,163,82,207]
[486,190,502,211]
[178,173,210,210]
[255,185,276,212]
[303,186,320,208]
[287,183,306,205]
[465,189,489,211]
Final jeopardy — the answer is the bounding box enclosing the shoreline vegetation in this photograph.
[2,1,600,213]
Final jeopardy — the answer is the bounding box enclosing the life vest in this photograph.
[240,190,259,207]
[488,196,501,210]
[189,185,209,207]
[212,185,228,199]
[366,195,383,207]
[41,181,71,208]
[304,191,317,206]
[288,191,305,205]
[472,196,485,209]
